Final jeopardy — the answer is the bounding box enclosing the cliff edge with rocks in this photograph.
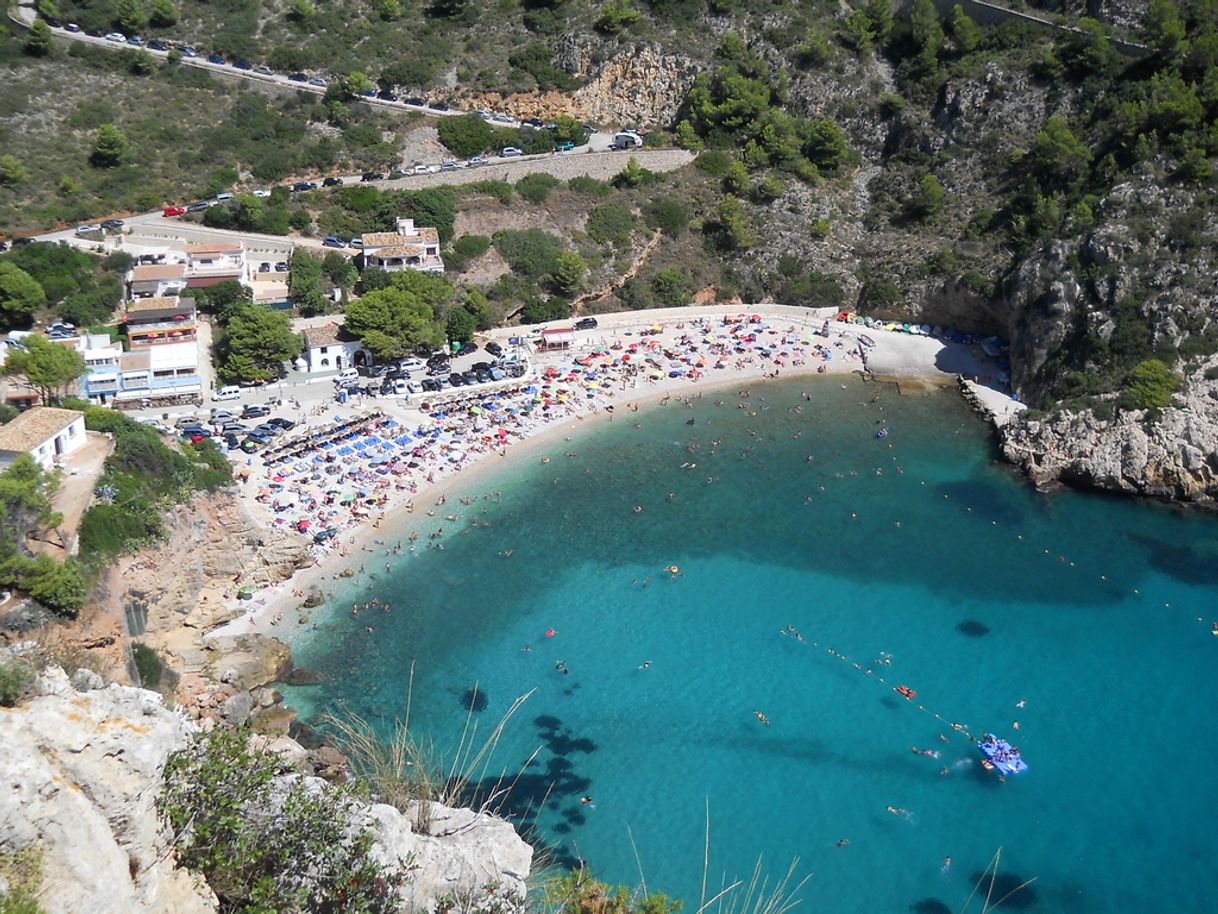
[0,666,532,914]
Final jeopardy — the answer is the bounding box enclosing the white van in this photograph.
[335,368,360,383]
[212,385,241,401]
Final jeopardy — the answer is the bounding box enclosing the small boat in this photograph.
[875,428,889,439]
[977,733,1028,776]
[894,684,917,699]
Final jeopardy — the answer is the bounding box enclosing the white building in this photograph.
[0,406,87,471]
[185,242,246,290]
[298,323,371,373]
[127,263,188,299]
[79,333,124,403]
[360,218,444,274]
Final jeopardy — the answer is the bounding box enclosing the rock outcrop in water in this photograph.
[0,667,533,913]
[998,381,1218,502]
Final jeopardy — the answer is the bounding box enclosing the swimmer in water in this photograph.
[835,838,850,848]
[754,710,770,726]
[639,660,652,669]
[942,856,952,872]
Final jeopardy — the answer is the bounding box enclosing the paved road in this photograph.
[13,1,608,125]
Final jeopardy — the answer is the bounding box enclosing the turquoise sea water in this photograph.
[284,378,1218,914]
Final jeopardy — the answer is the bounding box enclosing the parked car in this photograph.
[448,373,465,388]
[500,147,522,157]
[361,172,384,182]
[348,236,364,248]
[233,59,252,70]
[457,341,478,356]
[403,96,426,106]
[387,169,407,180]
[522,117,543,128]
[186,201,211,212]
[421,378,439,392]
[575,317,599,330]
[105,32,125,42]
[393,379,410,395]
[484,341,504,357]
[212,385,241,402]
[252,189,271,198]
[162,205,186,216]
[254,65,274,75]
[268,417,296,431]
[214,193,233,203]
[291,181,317,192]
[555,140,575,152]
[241,404,271,419]
[222,433,240,449]
[209,408,236,421]
[428,101,450,111]
[440,161,458,171]
[252,423,282,438]
[65,23,80,32]
[274,261,289,272]
[398,357,425,372]
[288,72,308,82]
[467,155,487,167]
[323,176,344,187]
[322,236,346,248]
[206,53,226,65]
[258,262,271,273]
[178,46,198,57]
[148,39,167,51]
[378,89,399,101]
[74,223,100,234]
[101,219,124,230]
[412,163,430,175]
[308,77,327,87]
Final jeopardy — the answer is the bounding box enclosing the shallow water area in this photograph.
[284,378,1218,914]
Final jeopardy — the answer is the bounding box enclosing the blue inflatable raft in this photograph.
[977,734,1027,776]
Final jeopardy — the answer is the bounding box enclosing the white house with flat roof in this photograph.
[0,407,87,471]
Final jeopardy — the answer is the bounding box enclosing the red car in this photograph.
[163,205,186,217]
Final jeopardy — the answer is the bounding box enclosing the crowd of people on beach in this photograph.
[238,315,866,547]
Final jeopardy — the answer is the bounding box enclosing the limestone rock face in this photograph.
[0,673,534,914]
[999,372,1218,501]
[456,41,698,129]
[363,799,534,912]
[0,668,217,914]
[571,44,699,129]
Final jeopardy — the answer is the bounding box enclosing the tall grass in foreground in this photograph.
[322,664,536,832]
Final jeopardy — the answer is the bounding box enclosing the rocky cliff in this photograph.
[0,667,533,914]
[999,369,1218,501]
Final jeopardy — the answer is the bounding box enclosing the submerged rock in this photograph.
[955,620,991,637]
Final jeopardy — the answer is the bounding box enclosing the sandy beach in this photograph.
[209,305,1012,641]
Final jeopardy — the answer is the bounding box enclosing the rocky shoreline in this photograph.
[956,370,1218,503]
